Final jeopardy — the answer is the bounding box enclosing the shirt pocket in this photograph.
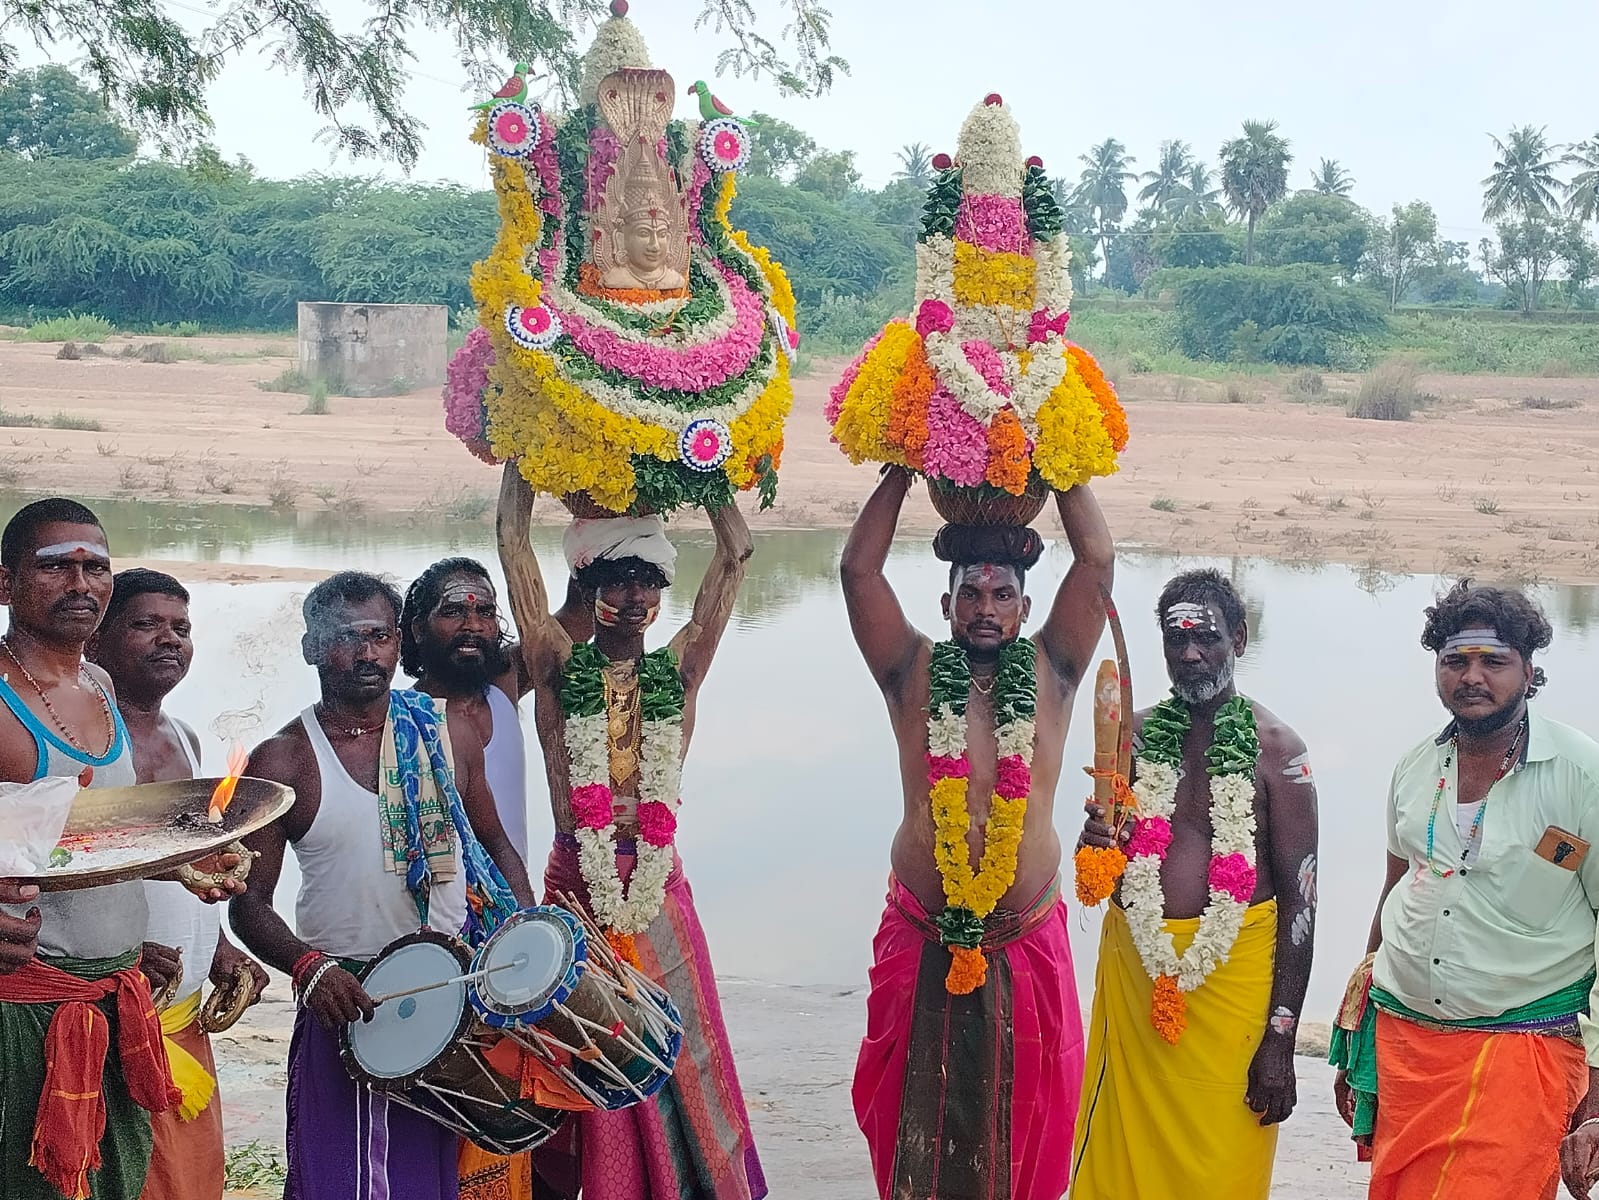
[1494,847,1583,931]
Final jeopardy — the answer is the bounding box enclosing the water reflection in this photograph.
[26,500,1599,1020]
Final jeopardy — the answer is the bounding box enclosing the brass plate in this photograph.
[18,777,294,892]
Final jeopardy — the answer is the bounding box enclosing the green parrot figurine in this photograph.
[471,62,532,111]
[688,80,759,127]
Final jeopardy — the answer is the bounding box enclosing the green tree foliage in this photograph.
[1480,217,1561,313]
[1482,126,1563,221]
[1156,264,1386,365]
[1138,141,1194,217]
[1150,219,1241,269]
[1556,221,1598,308]
[1309,158,1354,197]
[1219,119,1292,265]
[1565,135,1599,225]
[1256,192,1371,277]
[1365,201,1440,309]
[1,0,847,167]
[792,149,860,201]
[893,143,934,189]
[1411,241,1484,306]
[745,111,817,179]
[0,156,495,324]
[0,66,137,160]
[1073,138,1136,279]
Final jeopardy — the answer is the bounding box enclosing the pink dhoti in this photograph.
[852,877,1083,1200]
[532,834,766,1200]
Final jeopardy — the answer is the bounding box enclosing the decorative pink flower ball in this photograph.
[995,755,1031,800]
[916,298,955,339]
[933,153,953,171]
[1126,816,1174,860]
[1208,852,1258,904]
[1026,155,1044,169]
[984,93,1003,107]
[571,783,614,830]
[637,800,678,848]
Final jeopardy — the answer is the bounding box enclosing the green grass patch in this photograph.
[48,412,103,431]
[4,314,116,343]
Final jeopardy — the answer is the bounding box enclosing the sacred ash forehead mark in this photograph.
[438,580,495,606]
[1163,601,1216,631]
[1440,628,1512,655]
[36,540,111,559]
[957,562,1017,587]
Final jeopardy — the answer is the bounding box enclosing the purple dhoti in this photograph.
[532,834,767,1200]
[285,1006,459,1200]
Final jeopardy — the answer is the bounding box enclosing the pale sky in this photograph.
[22,0,1599,244]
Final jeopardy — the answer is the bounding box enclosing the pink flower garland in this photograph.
[960,340,1012,395]
[927,753,970,786]
[586,127,621,214]
[559,261,765,392]
[686,153,714,244]
[1126,816,1173,860]
[922,386,989,487]
[1208,851,1257,903]
[571,782,613,831]
[954,195,1030,256]
[995,755,1030,799]
[636,800,677,848]
[442,326,497,463]
[529,111,563,281]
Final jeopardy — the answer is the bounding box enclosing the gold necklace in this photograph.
[1,639,114,754]
[970,673,996,697]
[602,660,641,787]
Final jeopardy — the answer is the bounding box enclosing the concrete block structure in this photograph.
[296,302,447,395]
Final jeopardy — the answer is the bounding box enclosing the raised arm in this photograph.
[1246,719,1319,1127]
[670,502,754,693]
[497,463,571,688]
[1035,484,1115,685]
[840,467,923,692]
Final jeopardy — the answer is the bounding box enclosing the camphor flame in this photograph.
[208,743,249,824]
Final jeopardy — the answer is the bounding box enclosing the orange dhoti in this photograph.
[1369,1010,1588,1200]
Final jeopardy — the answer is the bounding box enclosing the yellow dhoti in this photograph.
[1071,900,1278,1200]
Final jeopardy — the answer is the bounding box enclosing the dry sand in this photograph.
[2,333,1598,584]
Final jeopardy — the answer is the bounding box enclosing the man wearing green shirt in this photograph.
[1333,580,1599,1200]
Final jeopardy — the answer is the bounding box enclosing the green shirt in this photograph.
[1375,710,1599,1060]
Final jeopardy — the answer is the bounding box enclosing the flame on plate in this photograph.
[208,743,249,823]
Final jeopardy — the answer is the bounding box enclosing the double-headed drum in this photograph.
[340,929,566,1155]
[468,906,684,1111]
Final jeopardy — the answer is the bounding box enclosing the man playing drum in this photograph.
[232,570,536,1200]
[88,567,270,1200]
[0,498,243,1200]
[497,466,767,1200]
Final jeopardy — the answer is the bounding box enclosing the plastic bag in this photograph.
[0,777,80,874]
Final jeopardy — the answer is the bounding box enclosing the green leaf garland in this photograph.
[919,167,963,243]
[1139,693,1259,777]
[1022,163,1065,242]
[560,642,685,724]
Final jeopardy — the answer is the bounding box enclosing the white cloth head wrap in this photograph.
[562,515,677,584]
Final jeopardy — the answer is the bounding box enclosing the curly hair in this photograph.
[1421,578,1552,697]
[1156,568,1247,635]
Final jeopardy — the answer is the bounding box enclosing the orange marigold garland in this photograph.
[946,945,988,993]
[984,408,1031,495]
[1068,343,1129,452]
[606,929,643,970]
[887,338,935,469]
[1151,973,1187,1044]
[1073,845,1127,908]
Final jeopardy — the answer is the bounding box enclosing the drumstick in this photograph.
[366,956,528,1006]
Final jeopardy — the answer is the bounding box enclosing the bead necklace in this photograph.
[0,638,114,755]
[315,704,382,739]
[1425,715,1526,878]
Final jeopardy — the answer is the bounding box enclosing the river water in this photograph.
[96,500,1599,1020]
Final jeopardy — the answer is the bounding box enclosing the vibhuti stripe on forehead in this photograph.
[1441,627,1512,655]
[35,540,110,558]
[439,581,492,606]
[1163,601,1213,631]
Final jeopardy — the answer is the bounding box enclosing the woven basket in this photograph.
[560,491,656,519]
[926,479,1047,527]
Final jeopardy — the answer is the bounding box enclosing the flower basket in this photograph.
[927,477,1047,528]
[560,491,656,520]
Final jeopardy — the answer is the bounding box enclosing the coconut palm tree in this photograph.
[1219,119,1292,264]
[894,142,934,189]
[1163,161,1224,226]
[1138,140,1194,217]
[1310,158,1354,197]
[1565,134,1599,225]
[1072,138,1136,280]
[1482,125,1563,220]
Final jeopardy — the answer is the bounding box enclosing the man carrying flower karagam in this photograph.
[1073,568,1318,1200]
[841,468,1113,1200]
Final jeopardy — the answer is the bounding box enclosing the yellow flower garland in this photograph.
[832,322,921,468]
[1032,354,1119,490]
[952,241,1037,310]
[931,778,1028,918]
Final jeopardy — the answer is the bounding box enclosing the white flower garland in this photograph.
[956,102,1024,198]
[551,255,741,350]
[534,338,777,433]
[1121,757,1258,995]
[922,330,1069,427]
[565,711,684,936]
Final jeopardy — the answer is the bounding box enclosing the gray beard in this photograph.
[1171,657,1235,706]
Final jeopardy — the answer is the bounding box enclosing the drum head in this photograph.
[345,935,471,1083]
[470,907,583,1027]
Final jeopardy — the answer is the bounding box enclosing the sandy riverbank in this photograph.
[3,333,1598,584]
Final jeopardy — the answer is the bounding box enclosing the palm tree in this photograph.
[1310,158,1354,197]
[1072,138,1136,279]
[1163,161,1224,226]
[1219,119,1292,264]
[894,142,934,189]
[1138,140,1193,216]
[1565,134,1599,225]
[1482,125,1563,220]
